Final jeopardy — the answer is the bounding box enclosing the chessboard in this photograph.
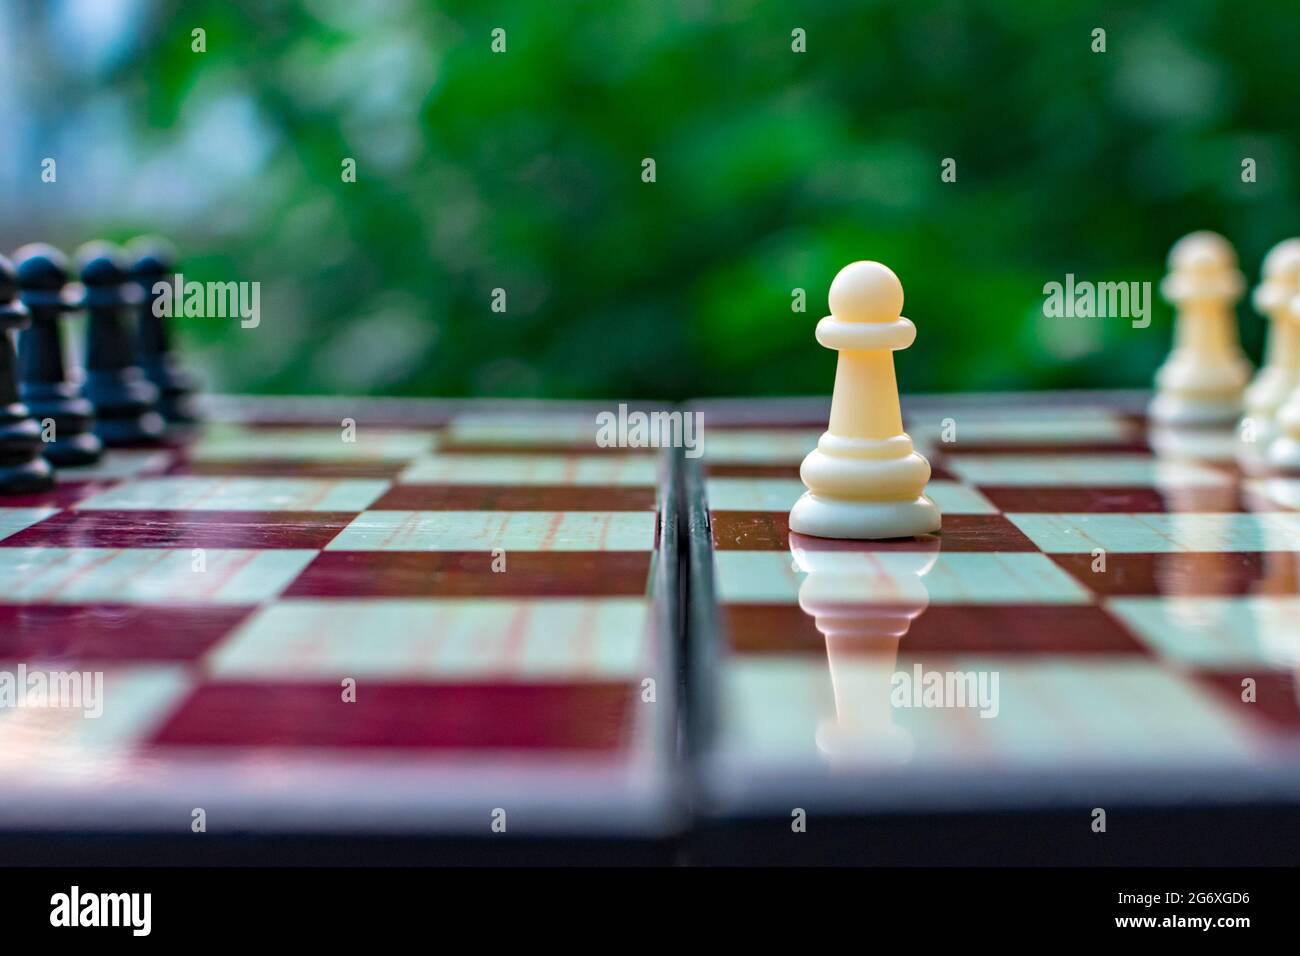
[0,397,681,864]
[3,391,1300,864]
[683,391,1300,864]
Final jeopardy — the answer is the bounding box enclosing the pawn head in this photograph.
[0,254,30,325]
[0,254,18,304]
[76,241,138,308]
[76,241,128,287]
[1261,238,1300,284]
[1168,230,1237,274]
[828,261,904,324]
[126,235,178,281]
[1254,238,1300,315]
[13,243,70,292]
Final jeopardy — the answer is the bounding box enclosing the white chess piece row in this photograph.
[792,238,1300,543]
[1149,231,1300,471]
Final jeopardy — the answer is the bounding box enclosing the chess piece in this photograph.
[77,241,165,447]
[1267,295,1300,470]
[13,244,103,466]
[1149,231,1251,426]
[1238,239,1300,469]
[788,261,941,539]
[0,254,55,494]
[790,533,938,766]
[128,236,199,424]
[1147,423,1240,463]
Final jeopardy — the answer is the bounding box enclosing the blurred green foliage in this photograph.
[21,0,1300,398]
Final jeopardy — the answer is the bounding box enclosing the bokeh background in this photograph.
[2,0,1298,399]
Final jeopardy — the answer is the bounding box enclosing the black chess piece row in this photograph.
[0,239,199,494]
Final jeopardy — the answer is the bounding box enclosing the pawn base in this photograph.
[789,492,941,541]
[1146,423,1238,463]
[144,358,201,425]
[1148,392,1242,427]
[0,456,54,495]
[1268,436,1300,472]
[1235,429,1275,474]
[158,390,202,426]
[95,411,167,448]
[44,430,105,467]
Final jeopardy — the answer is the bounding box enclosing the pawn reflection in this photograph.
[1146,429,1241,633]
[1147,420,1299,629]
[788,532,940,767]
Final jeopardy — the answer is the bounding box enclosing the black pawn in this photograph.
[128,236,199,424]
[14,244,103,466]
[78,241,165,447]
[0,254,55,494]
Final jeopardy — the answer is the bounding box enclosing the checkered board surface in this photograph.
[688,393,1300,816]
[0,401,677,837]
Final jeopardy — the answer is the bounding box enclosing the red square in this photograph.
[705,463,959,481]
[722,604,1147,655]
[372,484,656,512]
[3,510,354,550]
[979,486,1249,513]
[285,550,653,598]
[170,459,408,479]
[148,681,636,751]
[709,511,1036,552]
[0,484,118,509]
[1051,553,1299,597]
[0,604,252,662]
[1196,672,1300,733]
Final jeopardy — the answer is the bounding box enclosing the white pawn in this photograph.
[1149,231,1251,426]
[1240,239,1300,468]
[1268,293,1300,470]
[788,261,941,540]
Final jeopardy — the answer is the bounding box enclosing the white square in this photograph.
[909,413,1134,446]
[0,667,191,772]
[701,429,820,464]
[1008,512,1300,553]
[54,451,174,483]
[0,548,317,604]
[704,477,995,515]
[712,550,1090,604]
[1108,596,1300,668]
[400,454,658,486]
[944,455,1229,488]
[720,657,1260,767]
[326,510,657,552]
[191,426,435,461]
[0,508,59,542]
[75,477,390,512]
[209,598,651,679]
[446,414,602,447]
